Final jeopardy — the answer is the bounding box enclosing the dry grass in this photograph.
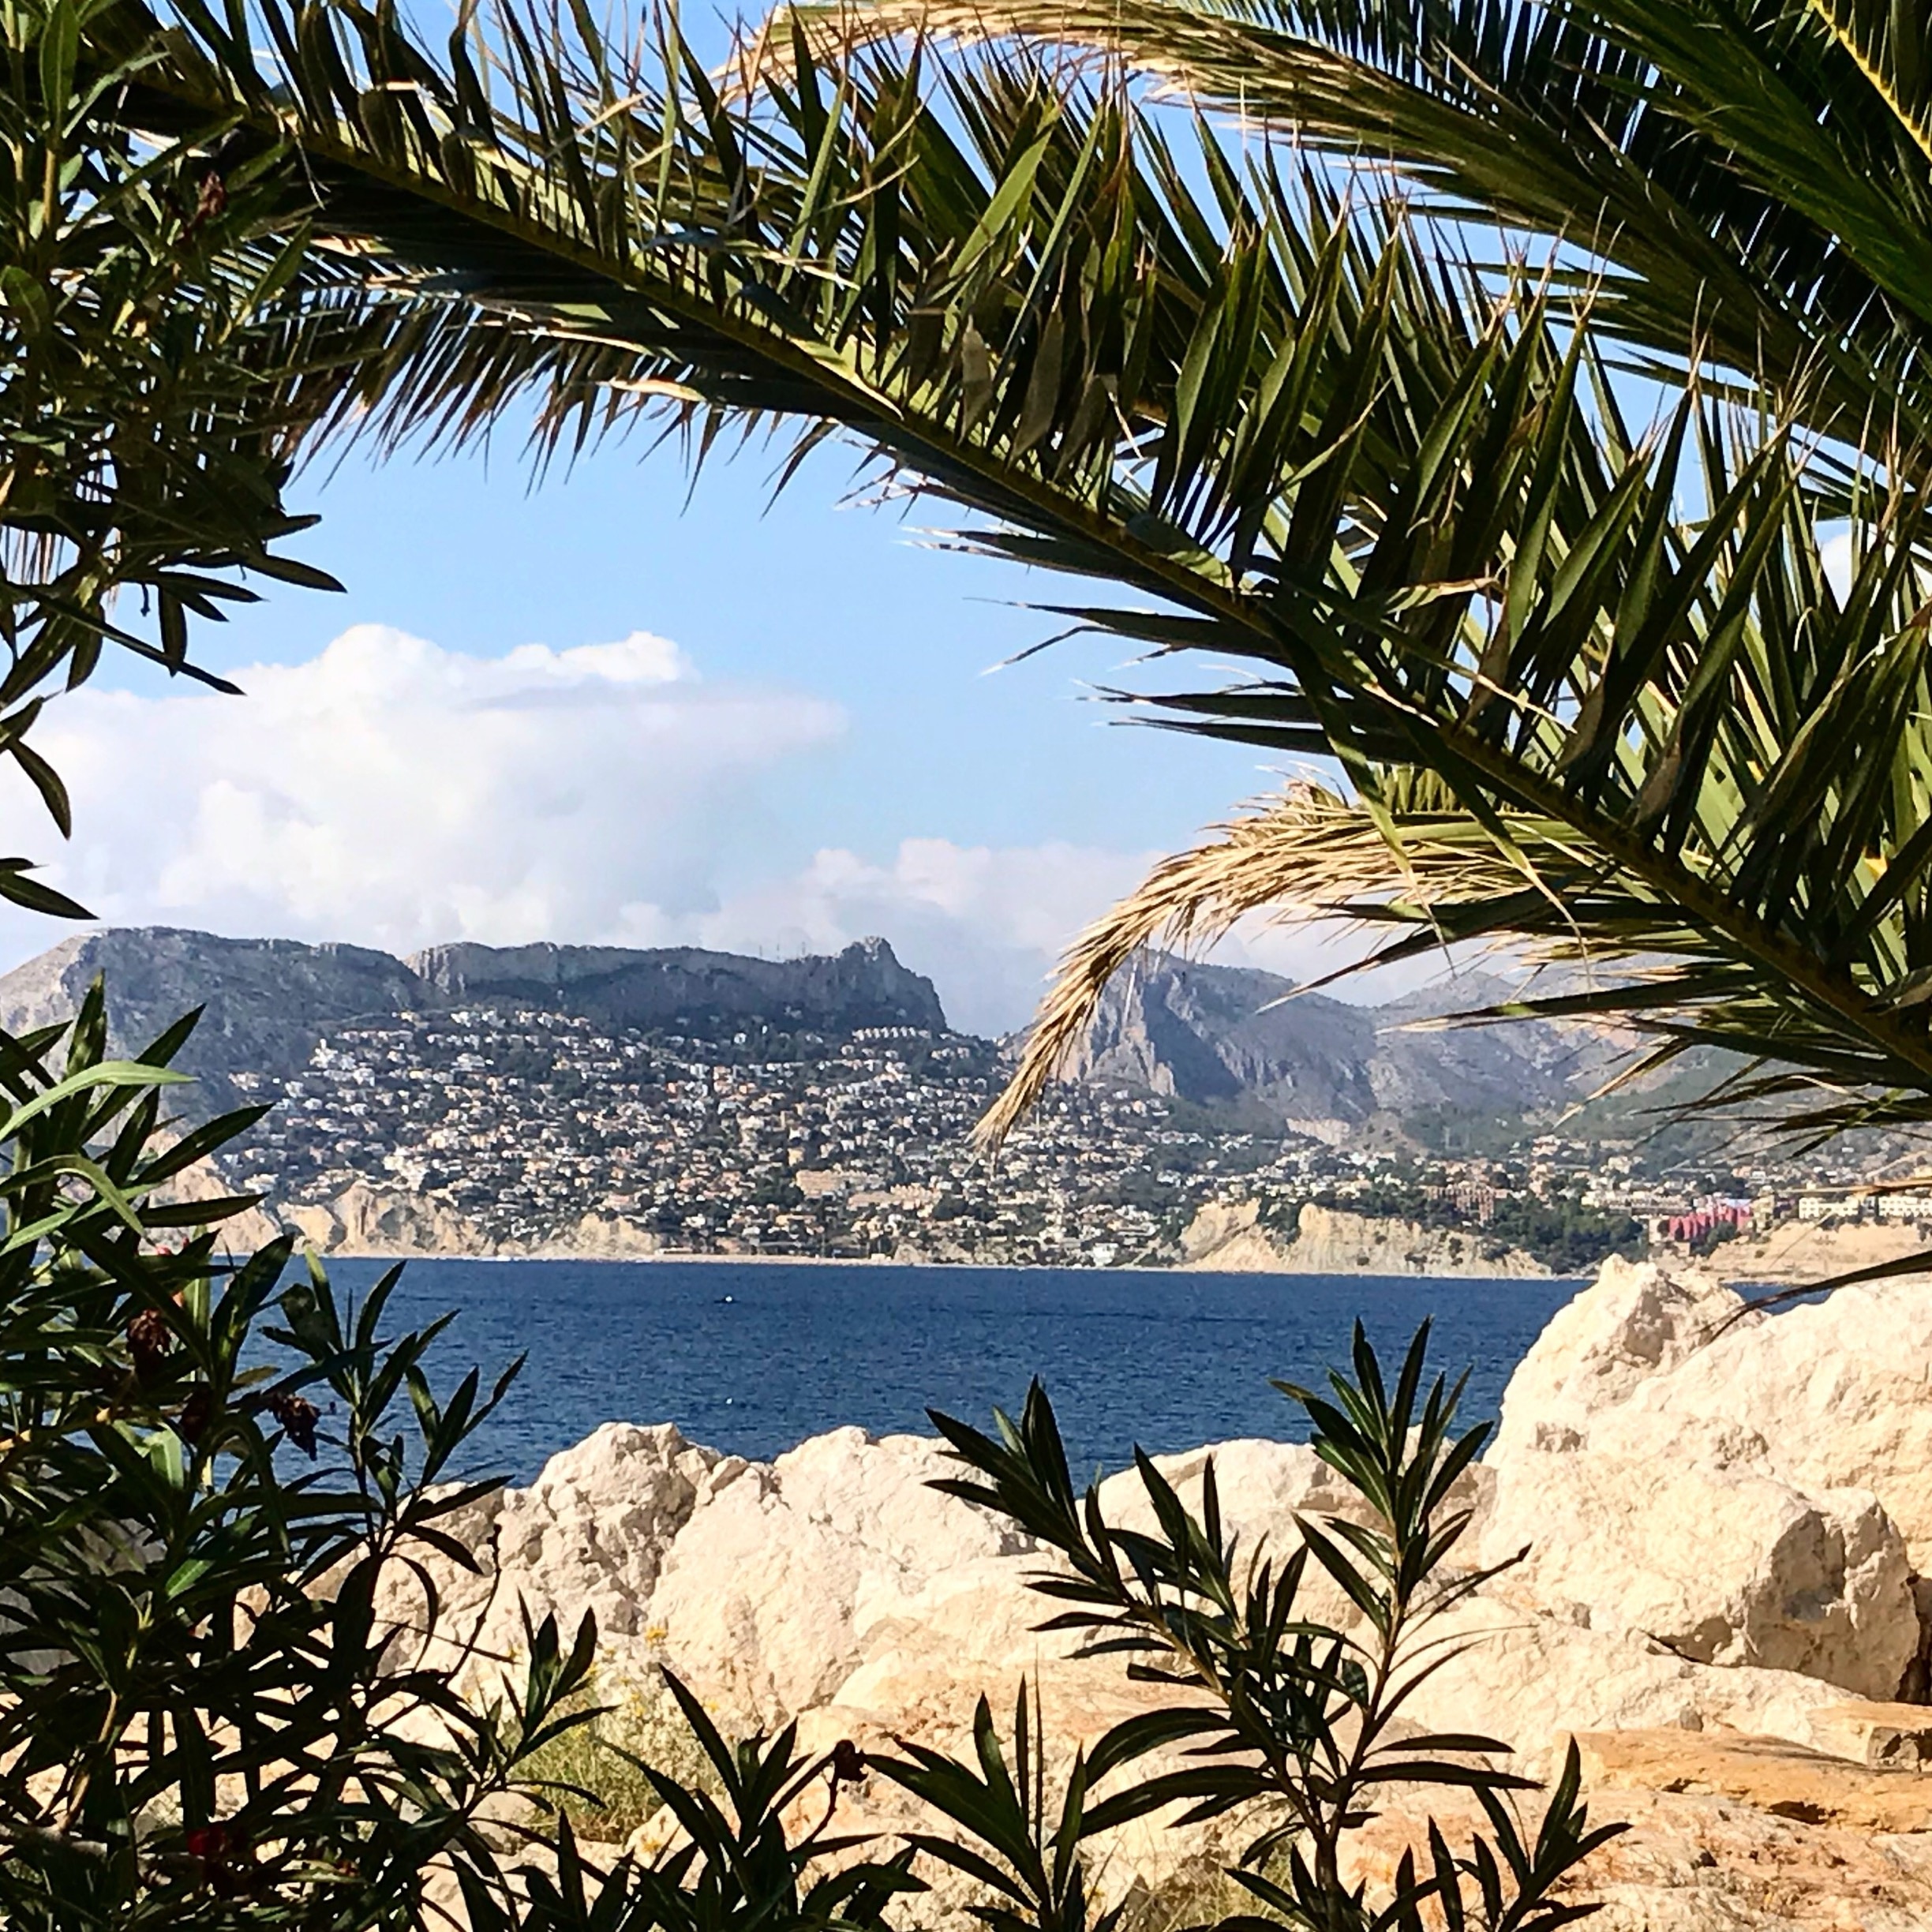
[517,1668,724,1844]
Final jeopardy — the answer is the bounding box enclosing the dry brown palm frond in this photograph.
[728,0,1189,97]
[976,779,1553,1149]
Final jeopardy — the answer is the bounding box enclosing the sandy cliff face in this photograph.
[286,1181,498,1257]
[1661,1215,1932,1286]
[279,1183,667,1260]
[378,1254,1932,1929]
[1179,1198,1552,1277]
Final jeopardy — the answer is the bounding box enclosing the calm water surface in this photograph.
[316,1259,1583,1482]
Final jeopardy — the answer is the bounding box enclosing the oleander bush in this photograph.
[0,984,1618,1930]
[0,983,615,1926]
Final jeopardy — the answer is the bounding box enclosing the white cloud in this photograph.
[0,623,844,961]
[0,623,1452,1036]
[1821,526,1854,601]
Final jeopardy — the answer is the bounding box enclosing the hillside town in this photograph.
[215,998,1925,1271]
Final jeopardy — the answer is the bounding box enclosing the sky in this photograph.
[0,420,1400,1036]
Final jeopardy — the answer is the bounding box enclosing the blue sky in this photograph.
[0,417,1374,1035]
[211,425,1266,859]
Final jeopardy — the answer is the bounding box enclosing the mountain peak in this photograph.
[1065,951,1592,1131]
[0,927,951,1118]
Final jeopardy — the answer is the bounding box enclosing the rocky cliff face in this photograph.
[1178,1199,1553,1277]
[377,1256,1932,1930]
[1064,954,1611,1133]
[408,935,946,1035]
[283,1181,668,1260]
[0,928,425,1114]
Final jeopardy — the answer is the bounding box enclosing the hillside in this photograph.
[1064,953,1625,1136]
[0,930,1636,1135]
[0,926,1886,1271]
[0,927,948,1117]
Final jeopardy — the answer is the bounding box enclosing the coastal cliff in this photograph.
[278,1182,668,1260]
[1179,1198,1553,1277]
[381,1257,1932,1929]
[236,1184,1559,1271]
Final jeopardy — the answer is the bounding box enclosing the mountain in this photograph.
[0,929,426,1114]
[0,928,948,1115]
[1065,954,1623,1134]
[0,927,1627,1144]
[410,936,946,1036]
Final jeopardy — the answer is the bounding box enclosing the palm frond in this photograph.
[81,0,1932,1159]
[758,0,1932,470]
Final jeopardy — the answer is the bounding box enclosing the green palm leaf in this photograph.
[68,0,1932,1171]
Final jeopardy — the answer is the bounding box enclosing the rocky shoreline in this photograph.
[380,1256,1932,1927]
[214,1174,1925,1296]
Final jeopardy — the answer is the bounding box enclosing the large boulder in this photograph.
[1488,1256,1747,1460]
[370,1421,733,1679]
[1483,1259,1926,1698]
[1607,1275,1932,1568]
[1492,1256,1932,1571]
[647,1428,1039,1726]
[1478,1447,1915,1695]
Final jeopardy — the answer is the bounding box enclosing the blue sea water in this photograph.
[313,1258,1583,1484]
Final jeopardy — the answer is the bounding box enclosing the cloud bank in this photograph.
[0,624,1425,1035]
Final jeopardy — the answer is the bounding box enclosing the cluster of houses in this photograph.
[224,1005,1352,1263]
[220,1003,1923,1264]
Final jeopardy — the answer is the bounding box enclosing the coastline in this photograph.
[308,1247,1584,1276]
[223,1178,1932,1287]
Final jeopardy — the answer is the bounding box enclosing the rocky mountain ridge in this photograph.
[1069,953,1621,1135]
[0,927,1619,1137]
[410,935,947,1037]
[0,927,947,1114]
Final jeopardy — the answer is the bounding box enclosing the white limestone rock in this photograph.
[1397,1597,1855,1774]
[1481,1257,1926,1698]
[1477,1448,1915,1695]
[646,1428,1038,1727]
[1605,1275,1932,1568]
[1492,1256,1932,1571]
[1489,1256,1747,1461]
[376,1421,734,1678]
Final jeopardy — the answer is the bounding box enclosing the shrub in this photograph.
[0,983,607,1926]
[515,1668,724,1846]
[0,984,1619,1928]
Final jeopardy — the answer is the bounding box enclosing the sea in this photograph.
[315,1258,1584,1484]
